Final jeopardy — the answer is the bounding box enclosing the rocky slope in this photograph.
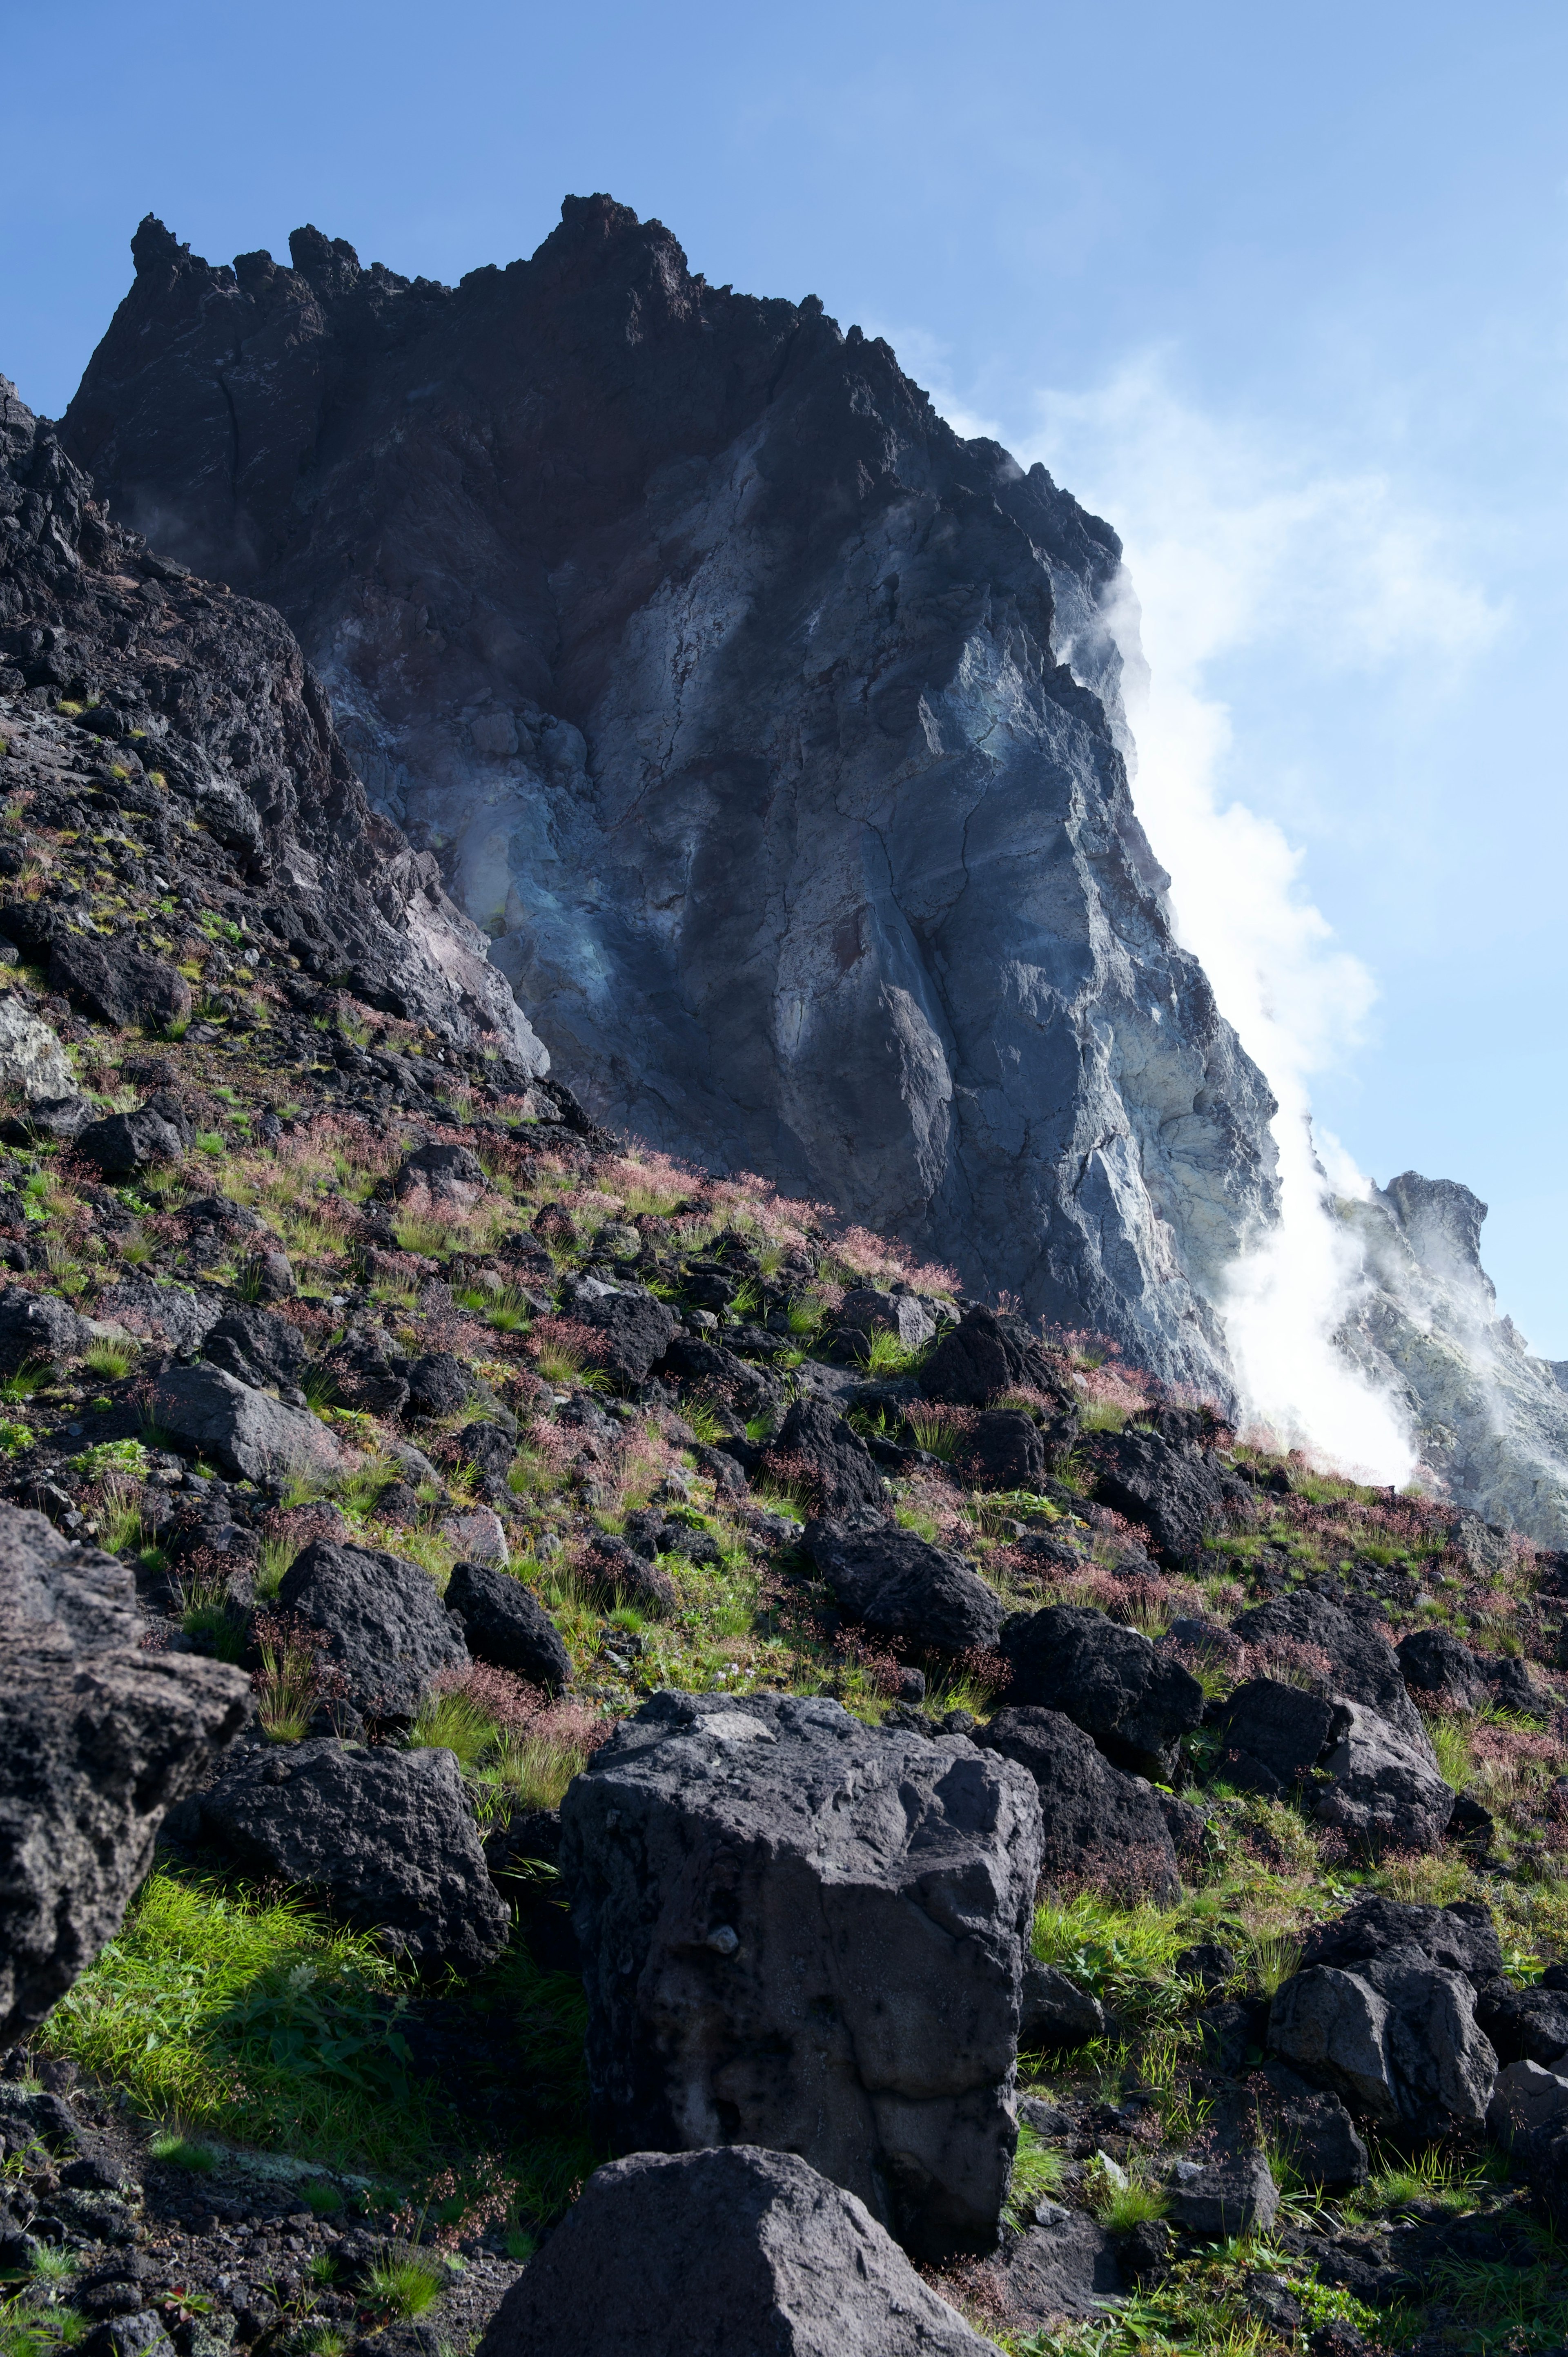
[57,200,1281,1399]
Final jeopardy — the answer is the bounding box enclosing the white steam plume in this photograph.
[1012,359,1504,1479]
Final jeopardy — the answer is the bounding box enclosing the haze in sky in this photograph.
[7,0,1565,1349]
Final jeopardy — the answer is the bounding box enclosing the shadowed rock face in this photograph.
[0,1505,251,2049]
[62,198,1279,1393]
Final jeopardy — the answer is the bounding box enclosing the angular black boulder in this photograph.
[446,1559,572,1691]
[973,1706,1181,1900]
[999,1606,1203,1779]
[276,1538,469,1724]
[804,1510,1002,1655]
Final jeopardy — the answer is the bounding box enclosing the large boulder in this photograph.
[1396,1626,1484,1711]
[1268,1901,1503,2135]
[571,1285,678,1386]
[775,1397,884,1516]
[804,1511,1002,1655]
[1233,1590,1432,1753]
[0,994,74,1100]
[1267,1960,1495,2134]
[0,1505,250,2047]
[1487,2059,1568,2146]
[659,1334,783,1422]
[999,1606,1203,1779]
[1019,1961,1105,2048]
[973,1706,1181,1901]
[198,1736,508,1975]
[1166,2150,1278,2237]
[1312,1700,1455,1857]
[95,1278,223,1353]
[919,1306,1069,1410]
[151,1365,343,1483]
[561,1690,1043,2260]
[1210,1677,1336,1797]
[199,1301,308,1392]
[0,1284,91,1374]
[277,1538,469,1724]
[1474,1981,1568,2068]
[327,1325,412,1417]
[967,1409,1048,1493]
[393,1139,489,1207]
[48,933,192,1032]
[474,2146,1002,2357]
[75,1101,185,1177]
[446,1559,572,1690]
[1089,1426,1245,1564]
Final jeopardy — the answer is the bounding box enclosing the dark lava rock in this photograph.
[570,1286,678,1386]
[775,1397,884,1516]
[1234,1590,1432,1752]
[393,1139,488,1204]
[277,1538,469,1723]
[583,1533,680,1614]
[151,1364,343,1485]
[1089,1426,1245,1564]
[1474,1983,1568,2069]
[405,1350,497,1421]
[973,1706,1181,1900]
[920,1306,1071,1411]
[75,1103,185,1177]
[48,934,192,1032]
[474,2145,1000,2357]
[659,1336,782,1423]
[199,1737,508,1975]
[328,1325,412,1418]
[445,1560,572,1691]
[804,1510,1002,1655]
[1396,1626,1483,1710]
[561,1690,1042,2260]
[95,1277,223,1353]
[1267,2087,1368,2189]
[966,1409,1049,1492]
[0,1504,249,2045]
[1298,1896,1504,1985]
[1019,1961,1105,2048]
[1211,1676,1336,1795]
[0,1283,91,1373]
[1268,1959,1497,2135]
[998,1605,1203,1779]
[1167,2150,1278,2236]
[199,1301,308,1392]
[989,2210,1123,2325]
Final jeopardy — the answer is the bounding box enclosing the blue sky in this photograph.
[7,0,1566,1345]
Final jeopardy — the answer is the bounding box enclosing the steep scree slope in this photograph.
[60,197,1279,1396]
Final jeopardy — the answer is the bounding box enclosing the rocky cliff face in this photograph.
[1340,1175,1568,1549]
[0,375,546,1072]
[60,199,1279,1395]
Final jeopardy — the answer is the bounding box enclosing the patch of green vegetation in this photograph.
[1004,2124,1066,2232]
[42,1867,428,2172]
[363,2251,445,2321]
[73,1437,148,1482]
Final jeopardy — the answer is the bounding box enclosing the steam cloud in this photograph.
[1020,360,1501,1479]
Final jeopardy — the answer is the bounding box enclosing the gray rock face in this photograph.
[560,1689,1043,2259]
[776,1398,884,1516]
[972,1706,1181,1900]
[199,1302,308,1392]
[151,1364,343,1483]
[1339,1172,1568,1545]
[1089,1426,1247,1564]
[1312,1701,1455,1858]
[1211,1677,1336,1795]
[75,1104,186,1177]
[804,1510,1003,1655]
[1167,2150,1278,2237]
[277,1538,468,1723]
[64,201,1281,1396]
[999,1606,1203,1780]
[0,1504,250,2046]
[0,996,74,1101]
[840,1287,938,1354]
[445,1559,571,1690]
[1232,1590,1431,1753]
[991,2210,1123,2324]
[1487,2058,1568,2145]
[48,933,191,1031]
[0,1284,91,1374]
[1268,1961,1496,2134]
[198,1736,508,1974]
[570,1284,677,1386]
[474,2145,1002,2357]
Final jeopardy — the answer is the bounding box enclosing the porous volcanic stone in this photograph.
[973,1707,1181,1900]
[0,1284,91,1374]
[0,1505,249,2045]
[474,2145,1002,2357]
[49,933,192,1032]
[1090,1426,1245,1564]
[151,1364,343,1483]
[999,1606,1203,1779]
[1210,1677,1335,1796]
[199,1301,308,1391]
[776,1396,884,1516]
[561,1690,1043,2260]
[1268,1960,1496,2134]
[804,1510,1002,1655]
[277,1538,469,1723]
[75,1103,185,1177]
[1312,1701,1455,1858]
[199,1737,508,1974]
[570,1285,678,1386]
[1234,1590,1432,1753]
[445,1559,572,1690]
